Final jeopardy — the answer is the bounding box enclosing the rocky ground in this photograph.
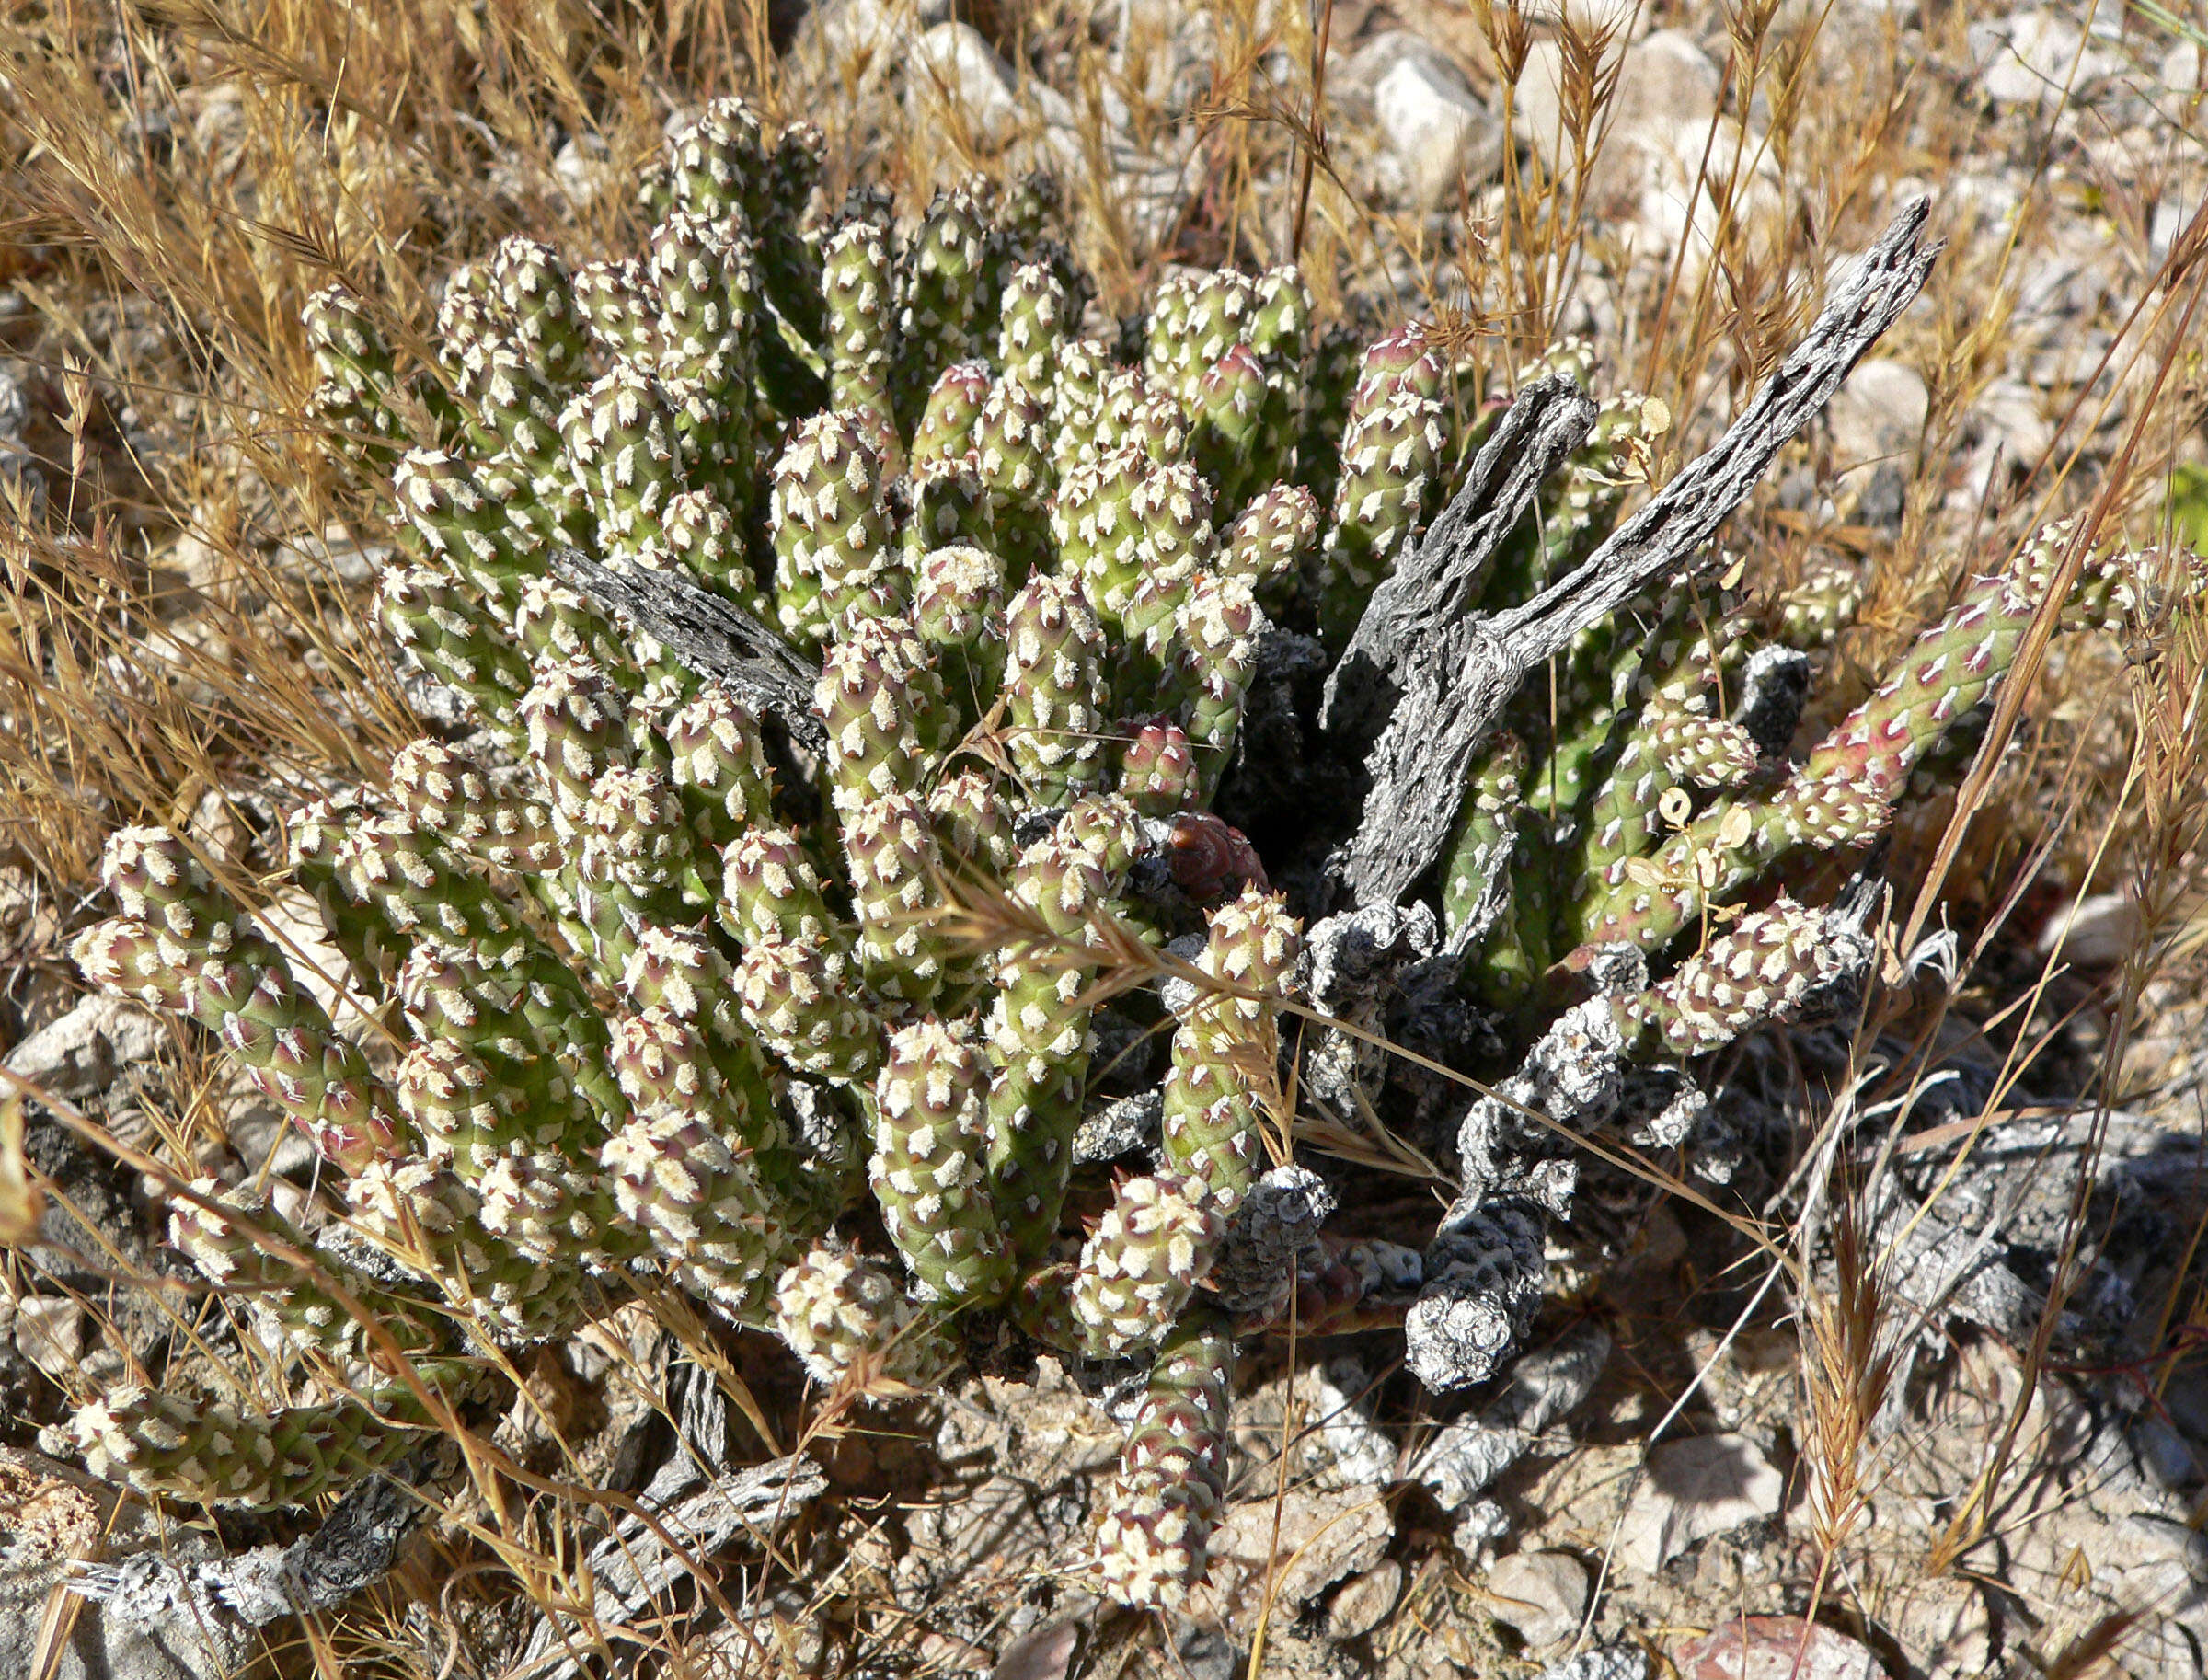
[3,0,2208,1676]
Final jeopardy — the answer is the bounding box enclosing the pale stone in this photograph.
[1350,33,1505,209]
[1326,1559,1404,1640]
[1969,14,2122,109]
[10,1295,85,1383]
[4,994,167,1099]
[2036,891,2142,968]
[1487,1549,1591,1648]
[1616,1432,1784,1575]
[912,22,1025,149]
[1828,357,1928,470]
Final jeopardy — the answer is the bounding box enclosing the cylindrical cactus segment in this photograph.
[1317,325,1447,650]
[893,182,994,436]
[1222,481,1321,593]
[601,1110,792,1320]
[770,409,899,645]
[1775,558,1865,650]
[774,1241,955,1388]
[822,216,898,442]
[914,542,1007,728]
[732,933,885,1085]
[1442,733,1529,992]
[572,258,659,360]
[843,792,951,1006]
[1119,717,1202,817]
[73,1381,433,1511]
[983,823,1131,1262]
[662,681,777,853]
[1095,1307,1235,1609]
[1053,445,1150,625]
[997,259,1070,390]
[90,827,401,1168]
[927,768,1018,880]
[1618,896,1856,1058]
[1001,573,1110,805]
[869,1017,1013,1303]
[390,739,563,875]
[1050,336,1112,475]
[912,360,992,476]
[1071,1171,1226,1356]
[973,374,1055,579]
[374,564,535,738]
[392,449,542,612]
[719,825,843,947]
[1170,573,1261,799]
[519,655,634,834]
[1161,886,1300,1210]
[490,235,592,389]
[1577,564,2053,957]
[816,615,944,814]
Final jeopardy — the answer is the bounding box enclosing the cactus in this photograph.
[57,106,2203,1626]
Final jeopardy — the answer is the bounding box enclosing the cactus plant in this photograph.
[51,102,2199,1627]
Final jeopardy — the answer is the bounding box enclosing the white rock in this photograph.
[2037,892,2141,968]
[1969,14,2122,109]
[2162,40,2202,92]
[10,1295,84,1382]
[4,995,166,1099]
[1974,377,2055,467]
[552,134,615,209]
[1827,357,1928,470]
[1487,1549,1590,1648]
[1349,33,1504,209]
[1512,28,1722,165]
[1327,1559,1404,1640]
[1518,0,1650,39]
[811,0,952,76]
[912,21,1025,149]
[1616,1432,1783,1575]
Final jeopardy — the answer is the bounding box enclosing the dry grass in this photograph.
[4,0,2208,1674]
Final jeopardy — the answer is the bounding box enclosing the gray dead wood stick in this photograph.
[1334,199,1941,910]
[1321,373,1601,750]
[551,547,827,754]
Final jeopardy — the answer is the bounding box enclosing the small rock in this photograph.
[1973,377,2055,467]
[1512,29,1722,163]
[913,22,1026,148]
[1616,1433,1784,1575]
[2036,891,2141,968]
[1539,1650,1650,1680]
[1451,1497,1512,1565]
[1827,357,1927,470]
[1487,1549,1590,1649]
[1192,1487,1393,1619]
[0,362,28,441]
[1326,1559,1403,1640]
[4,995,167,1099]
[11,1295,85,1382]
[1969,13,2122,109]
[552,134,615,208]
[1350,33,1504,210]
[1671,1617,1884,1680]
[993,1619,1078,1680]
[2162,40,2202,91]
[275,524,385,586]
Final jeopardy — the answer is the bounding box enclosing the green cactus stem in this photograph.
[869,1018,1014,1304]
[1095,1307,1234,1609]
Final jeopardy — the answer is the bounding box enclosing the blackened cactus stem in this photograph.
[868,1017,1013,1303]
[1095,1306,1234,1609]
[1001,572,1110,806]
